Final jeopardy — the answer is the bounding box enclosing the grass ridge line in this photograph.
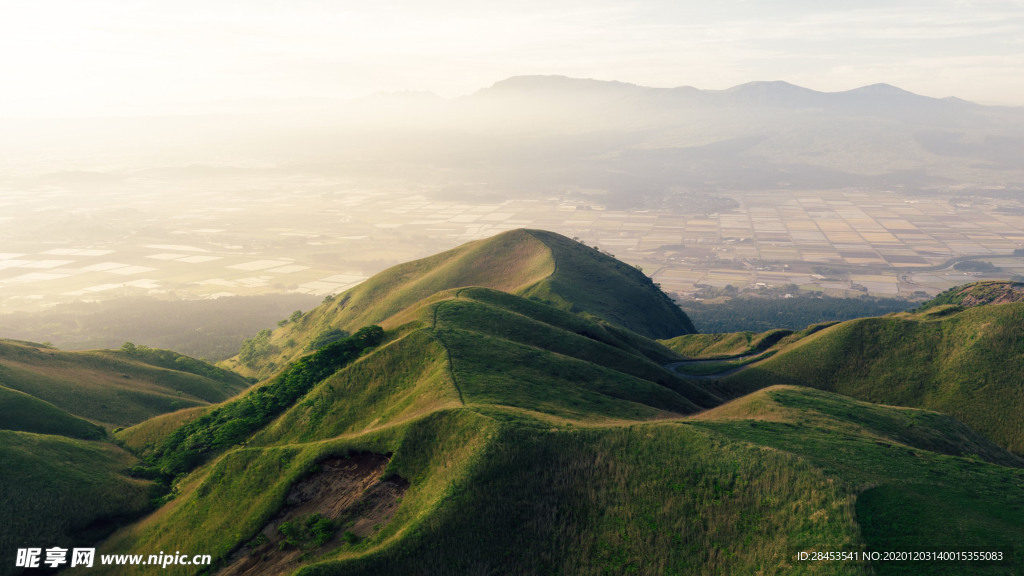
[431,300,466,406]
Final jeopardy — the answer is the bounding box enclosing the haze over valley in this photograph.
[4,76,1024,322]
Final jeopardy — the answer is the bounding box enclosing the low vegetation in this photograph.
[137,326,384,483]
[0,385,106,440]
[662,328,792,359]
[916,280,1024,310]
[224,229,696,379]
[0,431,152,567]
[116,342,244,384]
[0,338,250,427]
[279,514,335,550]
[678,294,915,333]
[693,387,1024,576]
[7,236,1024,576]
[724,293,1024,453]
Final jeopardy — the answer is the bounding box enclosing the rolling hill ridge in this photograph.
[721,282,1024,454]
[223,229,695,379]
[0,341,254,576]
[0,338,250,428]
[4,234,1024,576]
[82,240,1024,575]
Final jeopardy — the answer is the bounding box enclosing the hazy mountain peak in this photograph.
[725,80,815,93]
[479,75,642,96]
[841,83,918,97]
[721,80,826,106]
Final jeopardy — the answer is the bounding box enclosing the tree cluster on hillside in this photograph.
[306,328,350,351]
[238,329,277,368]
[138,325,385,487]
[119,342,239,383]
[677,294,916,333]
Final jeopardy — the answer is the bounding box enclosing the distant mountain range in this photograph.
[5,75,1022,208]
[328,75,1024,205]
[348,74,1001,127]
[468,75,978,111]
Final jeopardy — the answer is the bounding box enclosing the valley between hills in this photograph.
[3,228,1024,576]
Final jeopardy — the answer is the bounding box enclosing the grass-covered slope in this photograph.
[225,229,696,379]
[93,279,1024,575]
[312,398,1024,576]
[137,327,386,481]
[690,386,1024,576]
[253,329,461,445]
[98,379,1024,576]
[694,386,1024,468]
[0,342,249,575]
[0,339,250,427]
[517,229,696,338]
[0,231,708,574]
[22,249,1024,575]
[0,384,105,440]
[918,280,1024,310]
[115,406,212,454]
[305,422,863,576]
[662,328,793,359]
[256,288,714,447]
[723,288,1024,453]
[0,431,152,576]
[93,283,723,574]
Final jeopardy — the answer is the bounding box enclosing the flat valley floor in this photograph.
[3,178,1023,311]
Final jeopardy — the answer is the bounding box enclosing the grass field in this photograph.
[723,297,1024,453]
[0,384,105,440]
[93,304,1024,576]
[0,339,250,427]
[662,329,792,359]
[693,387,1024,576]
[223,229,696,380]
[0,431,152,572]
[8,239,1024,576]
[96,381,1024,575]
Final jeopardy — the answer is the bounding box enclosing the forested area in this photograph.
[679,295,916,333]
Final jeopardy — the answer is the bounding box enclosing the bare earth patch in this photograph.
[219,453,408,576]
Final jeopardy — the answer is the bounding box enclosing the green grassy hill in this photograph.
[251,288,716,451]
[0,384,105,440]
[91,280,1024,575]
[722,287,1024,454]
[0,431,153,576]
[516,230,696,338]
[95,369,1024,576]
[224,229,695,379]
[0,341,255,576]
[131,287,713,474]
[690,386,1024,576]
[116,406,212,454]
[918,280,1024,310]
[7,245,1024,576]
[662,328,793,359]
[0,339,251,427]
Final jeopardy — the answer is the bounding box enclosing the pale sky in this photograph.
[2,0,1024,117]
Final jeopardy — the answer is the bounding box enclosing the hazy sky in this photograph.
[3,0,1024,117]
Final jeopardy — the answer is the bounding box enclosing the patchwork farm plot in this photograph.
[3,176,1024,311]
